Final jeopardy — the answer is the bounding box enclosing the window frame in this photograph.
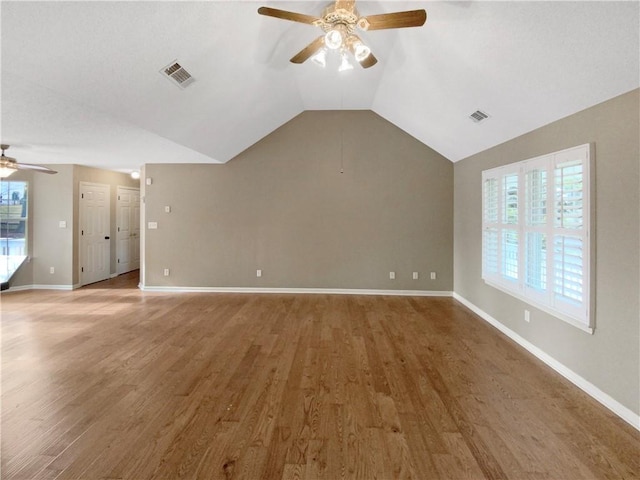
[481,144,594,334]
[0,179,29,282]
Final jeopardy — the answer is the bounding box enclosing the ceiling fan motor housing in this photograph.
[321,4,359,34]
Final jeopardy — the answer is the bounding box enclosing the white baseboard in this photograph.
[452,292,640,431]
[5,284,74,292]
[139,285,453,297]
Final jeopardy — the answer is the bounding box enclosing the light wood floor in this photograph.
[1,272,638,480]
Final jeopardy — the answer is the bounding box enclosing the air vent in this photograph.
[160,61,195,89]
[469,110,490,123]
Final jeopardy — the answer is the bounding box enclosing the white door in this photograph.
[80,182,110,286]
[116,187,140,274]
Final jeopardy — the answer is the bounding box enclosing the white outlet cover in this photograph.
[148,221,158,229]
[164,206,171,213]
[389,272,395,280]
[256,269,262,277]
[413,272,419,280]
[58,220,67,228]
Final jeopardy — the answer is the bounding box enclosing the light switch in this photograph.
[164,206,171,213]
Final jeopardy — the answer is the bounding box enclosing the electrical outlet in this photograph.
[148,222,158,229]
[524,310,530,322]
[389,271,395,280]
[164,206,171,213]
[430,272,436,280]
[412,272,419,280]
[49,267,55,274]
[163,268,170,276]
[256,269,262,278]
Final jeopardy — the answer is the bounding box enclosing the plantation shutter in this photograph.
[481,144,592,332]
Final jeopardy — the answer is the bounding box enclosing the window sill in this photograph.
[483,279,594,335]
[0,255,28,287]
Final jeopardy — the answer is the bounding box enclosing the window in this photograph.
[0,180,28,283]
[482,144,593,332]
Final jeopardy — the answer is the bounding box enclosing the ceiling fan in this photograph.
[0,145,57,178]
[258,0,427,69]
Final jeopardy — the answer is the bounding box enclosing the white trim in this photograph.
[4,284,74,292]
[453,292,640,431]
[139,285,453,297]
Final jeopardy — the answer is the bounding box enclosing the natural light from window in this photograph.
[0,180,28,284]
[481,144,592,333]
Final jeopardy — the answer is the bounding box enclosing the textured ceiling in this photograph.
[1,1,638,173]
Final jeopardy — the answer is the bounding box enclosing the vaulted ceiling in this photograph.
[2,1,638,173]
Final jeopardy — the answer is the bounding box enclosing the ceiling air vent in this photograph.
[469,110,490,123]
[160,61,195,89]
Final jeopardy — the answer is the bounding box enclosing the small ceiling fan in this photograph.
[0,145,57,178]
[258,0,427,69]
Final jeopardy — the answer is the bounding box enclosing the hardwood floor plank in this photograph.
[1,273,638,480]
[281,463,306,480]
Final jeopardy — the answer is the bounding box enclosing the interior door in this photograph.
[79,182,110,286]
[116,186,140,274]
[130,190,140,270]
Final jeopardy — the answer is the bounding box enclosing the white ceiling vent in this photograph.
[160,61,194,89]
[469,110,490,123]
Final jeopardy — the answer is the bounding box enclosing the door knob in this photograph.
[105,236,110,240]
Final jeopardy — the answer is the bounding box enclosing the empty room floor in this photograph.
[2,272,638,479]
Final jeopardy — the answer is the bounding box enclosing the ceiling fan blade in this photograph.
[15,163,57,174]
[359,10,427,31]
[290,36,325,64]
[258,7,322,26]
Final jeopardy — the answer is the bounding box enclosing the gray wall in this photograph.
[454,88,640,414]
[34,165,74,285]
[143,110,453,290]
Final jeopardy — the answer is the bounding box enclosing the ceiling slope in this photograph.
[1,1,638,172]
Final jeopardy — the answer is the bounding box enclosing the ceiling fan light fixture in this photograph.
[324,28,343,50]
[353,41,371,62]
[338,54,354,72]
[0,166,16,178]
[311,48,327,67]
